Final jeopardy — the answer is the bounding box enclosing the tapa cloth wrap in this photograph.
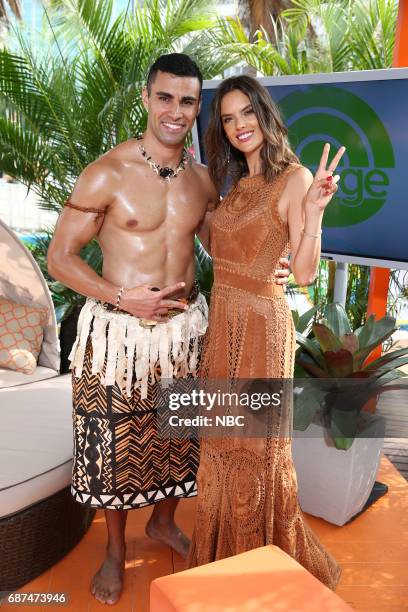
[68,294,208,399]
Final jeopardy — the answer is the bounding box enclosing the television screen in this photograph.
[193,69,408,269]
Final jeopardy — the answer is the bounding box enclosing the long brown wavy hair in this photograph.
[205,75,299,192]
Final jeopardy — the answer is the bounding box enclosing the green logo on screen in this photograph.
[279,86,395,227]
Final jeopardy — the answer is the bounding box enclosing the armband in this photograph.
[64,199,106,221]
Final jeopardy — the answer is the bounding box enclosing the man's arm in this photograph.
[48,159,189,319]
[47,159,120,305]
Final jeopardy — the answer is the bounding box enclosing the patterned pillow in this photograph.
[0,298,48,374]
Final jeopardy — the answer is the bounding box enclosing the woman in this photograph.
[187,76,345,590]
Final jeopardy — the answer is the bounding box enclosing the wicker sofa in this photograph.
[0,219,94,591]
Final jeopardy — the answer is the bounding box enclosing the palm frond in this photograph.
[349,0,397,70]
[198,17,292,76]
[200,14,327,76]
[160,0,217,40]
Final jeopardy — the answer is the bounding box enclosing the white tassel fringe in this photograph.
[68,295,208,399]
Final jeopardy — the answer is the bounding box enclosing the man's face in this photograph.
[142,70,201,146]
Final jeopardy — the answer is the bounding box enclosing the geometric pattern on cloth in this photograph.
[71,334,200,510]
[0,298,48,374]
[71,479,197,510]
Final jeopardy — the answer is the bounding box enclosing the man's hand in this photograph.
[274,257,291,288]
[121,282,188,320]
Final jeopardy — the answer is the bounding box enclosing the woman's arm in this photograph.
[288,144,345,286]
[287,167,320,286]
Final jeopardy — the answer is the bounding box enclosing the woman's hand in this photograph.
[274,257,290,287]
[305,143,346,214]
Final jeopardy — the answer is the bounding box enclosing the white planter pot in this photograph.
[291,413,386,526]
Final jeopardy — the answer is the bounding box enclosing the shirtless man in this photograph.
[48,53,289,605]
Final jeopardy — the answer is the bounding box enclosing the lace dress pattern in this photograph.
[187,165,341,590]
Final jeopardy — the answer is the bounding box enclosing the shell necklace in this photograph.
[137,137,188,183]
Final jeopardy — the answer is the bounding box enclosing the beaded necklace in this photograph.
[136,136,188,183]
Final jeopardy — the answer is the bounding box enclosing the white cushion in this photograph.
[0,366,59,389]
[0,374,73,518]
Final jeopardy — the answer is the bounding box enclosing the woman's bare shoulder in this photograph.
[287,165,314,193]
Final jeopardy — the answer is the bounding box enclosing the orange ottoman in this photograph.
[150,545,350,612]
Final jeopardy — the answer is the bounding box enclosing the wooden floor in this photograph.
[2,456,408,611]
[383,439,408,481]
[378,385,408,481]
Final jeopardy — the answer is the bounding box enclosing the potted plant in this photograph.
[291,303,408,525]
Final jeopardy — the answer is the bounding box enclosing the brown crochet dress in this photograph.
[187,165,342,590]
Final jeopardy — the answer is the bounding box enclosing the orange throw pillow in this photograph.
[0,298,48,374]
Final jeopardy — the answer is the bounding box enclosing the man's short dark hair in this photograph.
[146,53,203,95]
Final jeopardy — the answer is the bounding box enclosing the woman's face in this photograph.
[220,89,264,155]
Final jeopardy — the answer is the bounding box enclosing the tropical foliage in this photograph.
[0,0,232,319]
[205,0,398,75]
[301,260,371,331]
[293,302,408,450]
[0,0,225,213]
[0,0,402,324]
[194,237,213,304]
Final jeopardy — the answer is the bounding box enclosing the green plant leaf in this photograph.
[353,315,398,368]
[364,369,407,395]
[296,305,318,333]
[323,302,352,336]
[294,361,309,378]
[194,237,213,303]
[362,347,408,371]
[295,331,326,369]
[293,382,326,431]
[365,356,408,376]
[291,309,300,328]
[297,357,329,378]
[371,368,407,384]
[313,323,343,352]
[330,408,358,451]
[332,436,355,451]
[355,313,375,346]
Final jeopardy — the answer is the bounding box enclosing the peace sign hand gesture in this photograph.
[305,143,346,213]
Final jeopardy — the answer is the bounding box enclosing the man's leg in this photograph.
[91,509,128,605]
[146,497,190,559]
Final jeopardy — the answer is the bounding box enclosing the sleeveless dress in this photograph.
[187,165,341,590]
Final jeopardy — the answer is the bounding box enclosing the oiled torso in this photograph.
[96,141,209,296]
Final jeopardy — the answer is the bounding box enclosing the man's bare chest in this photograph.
[108,171,207,233]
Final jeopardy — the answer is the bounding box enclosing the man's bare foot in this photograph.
[145,519,190,559]
[90,548,125,605]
